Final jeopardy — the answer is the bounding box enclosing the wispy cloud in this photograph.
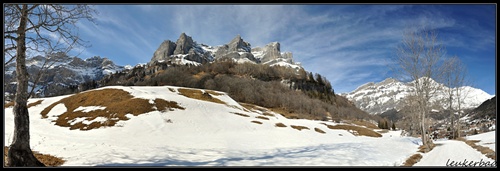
[72,4,495,95]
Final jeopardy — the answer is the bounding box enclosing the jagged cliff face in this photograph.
[151,33,213,65]
[340,77,495,115]
[149,33,301,69]
[4,52,125,99]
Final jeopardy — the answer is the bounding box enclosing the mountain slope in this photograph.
[468,96,496,120]
[341,78,494,115]
[4,86,423,166]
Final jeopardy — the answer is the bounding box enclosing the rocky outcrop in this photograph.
[151,40,176,62]
[214,35,257,63]
[150,33,214,65]
[149,33,299,68]
[227,34,251,52]
[173,33,195,55]
[260,42,281,63]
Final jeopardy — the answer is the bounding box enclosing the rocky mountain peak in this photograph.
[258,42,282,63]
[227,34,251,52]
[149,33,300,69]
[151,40,176,62]
[173,32,195,55]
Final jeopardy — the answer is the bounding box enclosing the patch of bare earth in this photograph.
[255,116,269,120]
[40,88,184,131]
[168,88,176,93]
[290,125,309,131]
[251,120,262,124]
[417,143,436,153]
[27,100,44,108]
[401,143,437,166]
[5,100,43,109]
[275,123,287,128]
[4,101,14,108]
[232,112,250,117]
[321,123,382,137]
[377,129,390,134]
[262,112,274,117]
[402,153,423,166]
[345,119,379,129]
[239,103,266,113]
[314,127,326,134]
[4,146,65,167]
[178,88,226,105]
[269,107,301,119]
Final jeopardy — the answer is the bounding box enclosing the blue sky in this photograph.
[71,4,496,95]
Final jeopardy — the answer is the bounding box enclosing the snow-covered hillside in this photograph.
[341,78,494,115]
[4,86,494,166]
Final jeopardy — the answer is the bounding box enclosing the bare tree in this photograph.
[391,26,446,152]
[441,56,473,139]
[446,57,470,138]
[4,4,97,166]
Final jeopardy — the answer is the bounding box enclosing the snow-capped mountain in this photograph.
[150,33,302,70]
[340,77,495,115]
[4,52,126,99]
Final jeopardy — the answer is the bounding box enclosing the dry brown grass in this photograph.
[270,107,325,121]
[4,101,14,108]
[275,123,287,127]
[4,146,65,167]
[321,123,382,137]
[155,99,185,112]
[251,120,262,124]
[262,112,275,117]
[291,125,309,131]
[402,153,422,166]
[417,143,436,153]
[4,100,44,109]
[40,88,184,131]
[178,88,226,105]
[238,102,266,113]
[377,129,390,134]
[345,119,379,129]
[192,71,207,80]
[27,100,44,108]
[232,112,250,117]
[457,138,496,160]
[314,127,326,134]
[255,116,269,120]
[205,90,225,96]
[269,107,301,119]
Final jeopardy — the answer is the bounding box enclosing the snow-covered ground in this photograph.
[414,137,496,167]
[3,86,495,167]
[465,131,496,152]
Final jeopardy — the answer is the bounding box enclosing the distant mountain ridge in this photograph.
[4,52,127,99]
[150,33,301,70]
[340,77,494,115]
[4,33,304,100]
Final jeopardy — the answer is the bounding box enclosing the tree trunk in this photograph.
[7,4,45,167]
